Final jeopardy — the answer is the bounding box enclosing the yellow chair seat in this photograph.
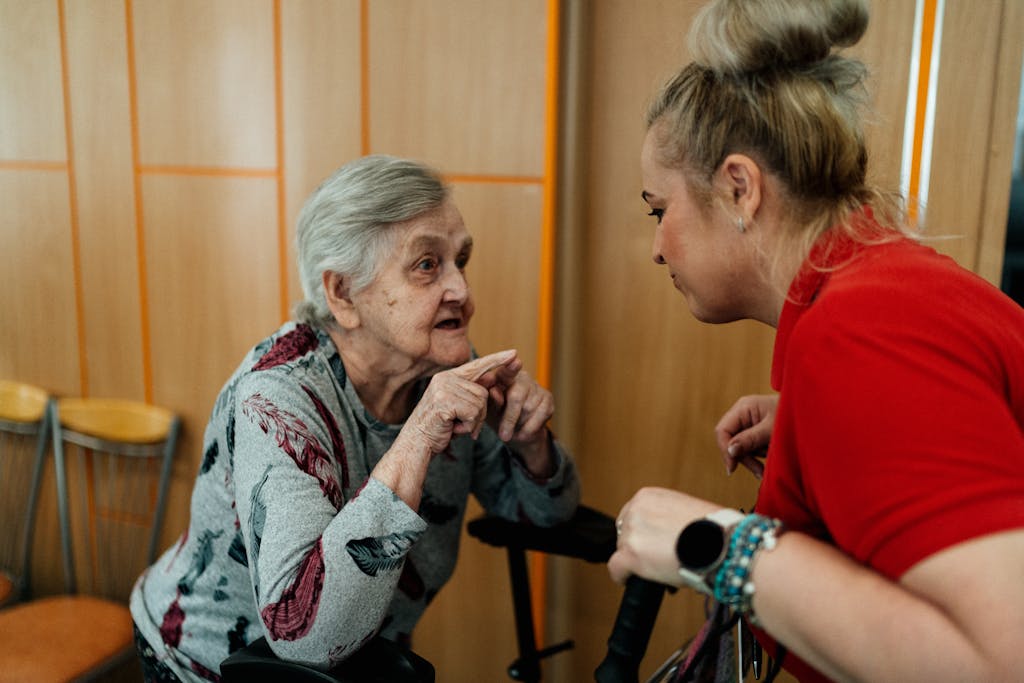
[57,397,174,444]
[0,381,48,423]
[0,594,134,682]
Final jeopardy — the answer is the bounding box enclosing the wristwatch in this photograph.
[675,508,746,594]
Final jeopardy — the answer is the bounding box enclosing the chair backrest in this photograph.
[0,380,51,604]
[50,397,180,601]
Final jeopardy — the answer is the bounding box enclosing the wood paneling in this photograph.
[925,0,1004,267]
[0,170,79,393]
[368,0,548,176]
[280,0,363,310]
[455,182,543,368]
[144,174,283,547]
[0,0,65,161]
[65,0,145,401]
[132,0,277,169]
[926,0,1024,282]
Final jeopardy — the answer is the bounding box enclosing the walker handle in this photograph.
[594,576,667,683]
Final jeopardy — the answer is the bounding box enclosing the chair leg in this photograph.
[506,546,541,682]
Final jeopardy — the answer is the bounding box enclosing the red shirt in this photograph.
[755,229,1024,681]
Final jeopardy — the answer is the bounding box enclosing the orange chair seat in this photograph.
[0,573,12,606]
[0,594,134,682]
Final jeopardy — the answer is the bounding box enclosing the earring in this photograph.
[736,216,745,233]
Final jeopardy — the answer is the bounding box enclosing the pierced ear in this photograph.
[719,153,763,220]
[322,271,360,330]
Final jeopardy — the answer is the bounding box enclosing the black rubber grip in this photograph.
[594,576,666,683]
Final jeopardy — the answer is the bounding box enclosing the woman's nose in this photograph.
[443,266,470,301]
[651,227,665,265]
[651,237,666,264]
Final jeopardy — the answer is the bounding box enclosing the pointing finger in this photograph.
[452,349,518,382]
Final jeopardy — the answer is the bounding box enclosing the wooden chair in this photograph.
[0,397,180,682]
[0,380,51,607]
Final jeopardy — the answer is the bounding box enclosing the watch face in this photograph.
[676,519,726,571]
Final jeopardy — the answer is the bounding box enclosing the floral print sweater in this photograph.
[129,322,580,681]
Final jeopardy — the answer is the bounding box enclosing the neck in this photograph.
[744,188,808,328]
[327,328,421,424]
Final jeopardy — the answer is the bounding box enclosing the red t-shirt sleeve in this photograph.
[784,274,1024,578]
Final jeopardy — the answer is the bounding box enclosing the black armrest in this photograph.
[220,635,434,683]
[467,504,617,563]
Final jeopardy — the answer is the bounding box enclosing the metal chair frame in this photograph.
[0,387,51,605]
[50,400,180,595]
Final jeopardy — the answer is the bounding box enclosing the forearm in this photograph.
[753,533,1002,683]
[258,479,427,666]
[370,430,433,511]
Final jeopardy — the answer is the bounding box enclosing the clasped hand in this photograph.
[407,349,553,460]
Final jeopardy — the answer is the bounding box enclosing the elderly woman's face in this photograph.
[352,199,475,371]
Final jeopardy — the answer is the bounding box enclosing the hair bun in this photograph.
[688,0,868,75]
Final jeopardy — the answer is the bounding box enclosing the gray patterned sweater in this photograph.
[129,322,579,681]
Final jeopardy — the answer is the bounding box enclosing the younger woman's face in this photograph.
[640,127,756,324]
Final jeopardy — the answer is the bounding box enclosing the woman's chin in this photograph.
[427,338,472,368]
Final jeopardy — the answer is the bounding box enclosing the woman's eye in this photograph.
[416,258,438,272]
[647,208,665,224]
[456,253,470,270]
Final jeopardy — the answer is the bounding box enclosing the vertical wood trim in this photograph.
[537,0,560,391]
[273,0,288,322]
[57,0,88,396]
[528,0,562,644]
[124,0,153,403]
[975,0,1024,282]
[360,0,370,155]
[907,0,938,226]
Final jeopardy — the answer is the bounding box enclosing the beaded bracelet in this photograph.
[712,513,784,624]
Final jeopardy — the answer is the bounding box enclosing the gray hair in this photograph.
[294,155,449,328]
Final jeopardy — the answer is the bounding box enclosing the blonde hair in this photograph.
[647,0,906,274]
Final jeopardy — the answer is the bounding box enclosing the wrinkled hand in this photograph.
[483,360,555,476]
[406,350,519,455]
[714,394,778,479]
[607,487,719,586]
[485,364,552,444]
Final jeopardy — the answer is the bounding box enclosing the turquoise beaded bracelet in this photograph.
[712,513,784,623]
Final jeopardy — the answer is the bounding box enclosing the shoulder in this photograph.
[796,239,1022,354]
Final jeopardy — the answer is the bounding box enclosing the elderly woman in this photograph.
[130,155,579,682]
[609,1,1024,681]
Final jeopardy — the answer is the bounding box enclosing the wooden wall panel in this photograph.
[132,0,277,168]
[369,0,547,176]
[281,0,363,310]
[0,0,65,161]
[145,174,283,547]
[850,1,917,191]
[926,1,1006,269]
[0,170,79,393]
[454,182,542,368]
[65,0,146,401]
